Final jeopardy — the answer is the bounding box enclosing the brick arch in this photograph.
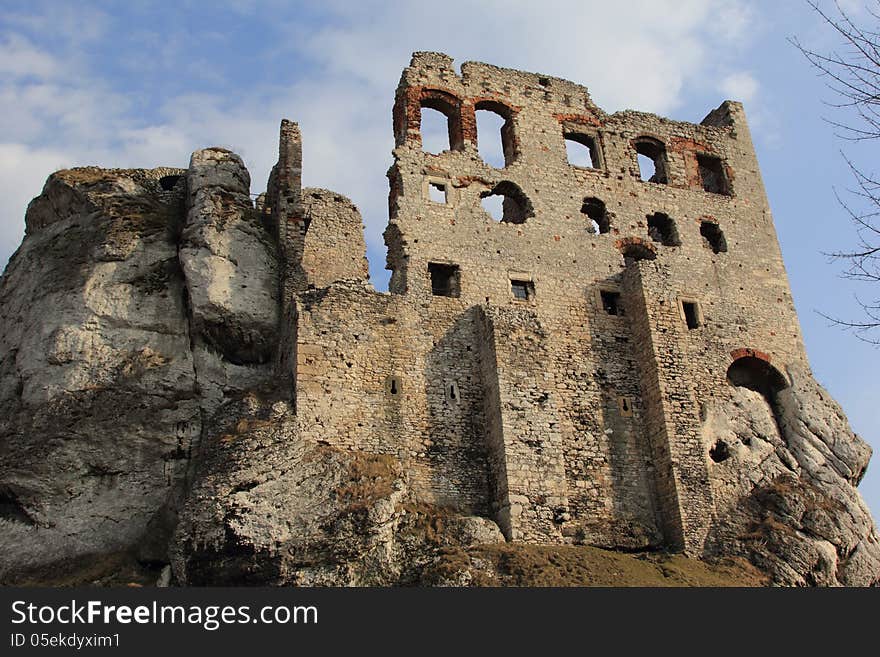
[726,350,790,396]
[398,86,465,151]
[729,347,772,364]
[615,236,657,261]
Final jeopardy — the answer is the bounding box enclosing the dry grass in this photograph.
[336,452,399,513]
[428,543,768,587]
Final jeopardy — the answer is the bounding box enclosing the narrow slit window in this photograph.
[446,381,460,403]
[428,182,447,204]
[386,375,402,396]
[682,301,701,329]
[601,290,622,316]
[510,279,534,301]
[428,262,460,298]
[618,396,633,417]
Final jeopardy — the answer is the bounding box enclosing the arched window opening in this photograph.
[634,137,668,184]
[476,108,507,167]
[420,106,452,154]
[581,197,610,234]
[480,181,534,224]
[417,90,463,154]
[159,175,182,191]
[700,221,728,254]
[726,356,788,399]
[475,100,516,166]
[647,212,680,246]
[621,241,657,263]
[725,355,789,445]
[565,132,601,169]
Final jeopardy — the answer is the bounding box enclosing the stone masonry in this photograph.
[266,52,813,554]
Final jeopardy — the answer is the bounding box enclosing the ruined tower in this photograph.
[267,51,811,554]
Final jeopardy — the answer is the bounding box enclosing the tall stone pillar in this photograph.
[621,258,715,554]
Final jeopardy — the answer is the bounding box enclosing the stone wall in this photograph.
[294,285,491,514]
[284,51,816,553]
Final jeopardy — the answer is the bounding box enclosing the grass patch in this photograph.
[335,452,399,513]
[428,543,767,587]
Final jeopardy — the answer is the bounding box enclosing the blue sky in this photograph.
[1,0,878,518]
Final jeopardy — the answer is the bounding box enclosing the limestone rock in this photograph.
[171,391,506,586]
[0,167,199,581]
[703,364,880,586]
[0,151,282,583]
[181,148,279,370]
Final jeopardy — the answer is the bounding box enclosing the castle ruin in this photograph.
[3,52,877,586]
[265,52,807,554]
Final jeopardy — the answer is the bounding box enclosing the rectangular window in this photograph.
[428,181,447,204]
[696,154,730,195]
[428,262,460,297]
[510,279,534,301]
[600,290,622,316]
[682,300,701,329]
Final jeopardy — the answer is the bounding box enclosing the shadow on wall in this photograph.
[580,276,663,550]
[423,306,491,515]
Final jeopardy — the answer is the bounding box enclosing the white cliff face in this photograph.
[180,148,279,370]
[0,153,281,582]
[0,167,201,578]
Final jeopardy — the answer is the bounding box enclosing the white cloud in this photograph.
[0,143,72,264]
[293,0,745,115]
[0,0,758,278]
[720,71,759,104]
[0,34,58,79]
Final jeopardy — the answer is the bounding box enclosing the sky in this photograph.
[1,0,879,518]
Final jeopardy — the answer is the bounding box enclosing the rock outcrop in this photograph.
[703,365,880,586]
[171,390,504,586]
[0,153,280,582]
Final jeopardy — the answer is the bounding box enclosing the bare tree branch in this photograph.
[795,0,880,342]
